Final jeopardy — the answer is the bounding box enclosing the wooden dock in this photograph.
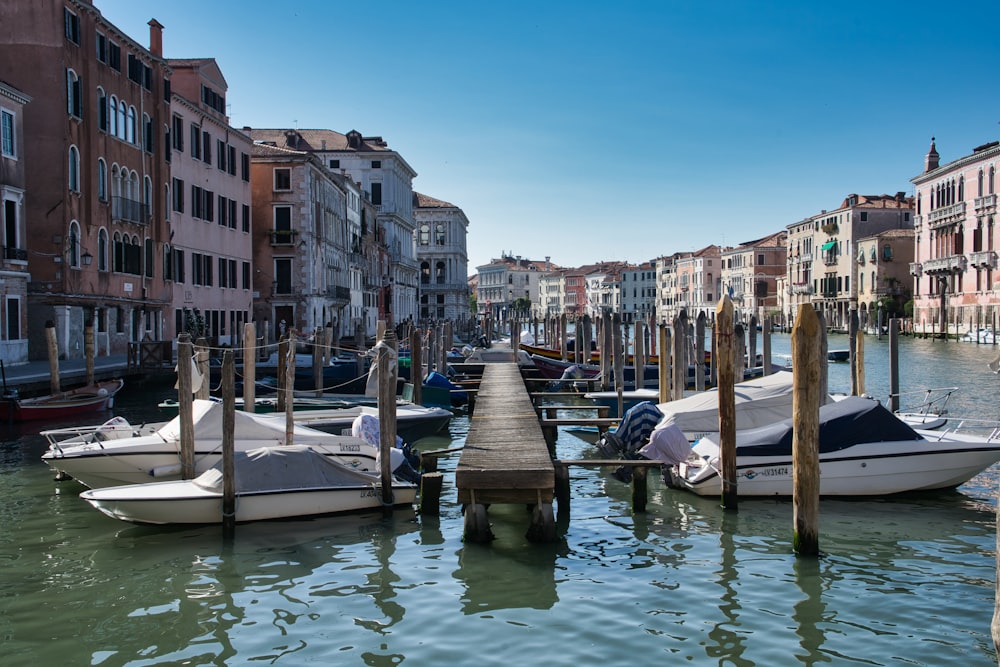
[455,362,556,542]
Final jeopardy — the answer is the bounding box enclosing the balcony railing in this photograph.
[111,196,150,224]
[791,282,813,295]
[325,285,351,301]
[969,250,998,269]
[974,194,997,212]
[874,286,904,297]
[921,255,967,274]
[927,202,966,229]
[2,246,27,261]
[269,229,298,246]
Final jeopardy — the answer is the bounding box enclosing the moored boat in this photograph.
[80,445,416,525]
[654,396,1000,497]
[0,378,123,422]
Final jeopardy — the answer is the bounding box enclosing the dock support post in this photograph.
[554,463,570,516]
[242,322,256,413]
[419,472,443,516]
[792,303,822,557]
[221,350,236,535]
[84,320,95,386]
[195,338,210,400]
[695,312,706,391]
[527,500,557,543]
[464,500,494,543]
[177,334,195,480]
[716,297,737,510]
[45,321,60,395]
[632,466,648,514]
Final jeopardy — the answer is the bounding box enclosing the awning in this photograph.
[821,241,836,251]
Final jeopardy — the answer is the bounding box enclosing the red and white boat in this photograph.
[0,378,123,422]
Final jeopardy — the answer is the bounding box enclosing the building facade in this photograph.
[165,58,253,345]
[0,1,173,359]
[911,138,999,335]
[619,262,657,324]
[721,231,787,323]
[855,228,914,328]
[413,192,470,327]
[0,81,31,364]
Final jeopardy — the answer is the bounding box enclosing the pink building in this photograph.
[911,138,999,335]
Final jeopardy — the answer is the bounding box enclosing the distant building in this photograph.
[856,228,914,326]
[165,58,253,346]
[673,245,722,321]
[476,254,552,321]
[911,138,999,335]
[787,193,913,328]
[0,80,31,364]
[413,192,470,327]
[0,3,172,359]
[620,262,657,324]
[721,231,787,323]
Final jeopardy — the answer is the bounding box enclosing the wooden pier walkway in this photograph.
[455,362,556,542]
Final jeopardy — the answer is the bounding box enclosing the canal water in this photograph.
[1,334,999,666]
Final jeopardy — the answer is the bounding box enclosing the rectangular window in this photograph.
[218,195,227,227]
[242,261,250,289]
[64,9,80,44]
[203,131,211,164]
[172,178,184,213]
[228,199,237,229]
[217,139,226,171]
[205,255,213,287]
[371,182,382,206]
[171,116,184,151]
[5,296,20,341]
[229,259,237,288]
[191,185,203,219]
[275,258,292,294]
[218,257,228,287]
[329,159,339,169]
[371,160,381,169]
[96,32,107,63]
[228,145,236,175]
[274,168,291,191]
[242,204,250,233]
[241,152,250,182]
[192,252,203,286]
[1,109,14,158]
[860,211,869,222]
[4,198,19,252]
[274,206,291,231]
[204,189,214,222]
[190,125,201,160]
[108,42,121,72]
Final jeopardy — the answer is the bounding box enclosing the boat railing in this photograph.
[887,386,958,417]
[917,416,1000,442]
[42,420,159,453]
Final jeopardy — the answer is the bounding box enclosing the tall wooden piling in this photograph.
[762,316,772,375]
[748,314,758,372]
[45,322,60,395]
[276,336,288,412]
[221,349,236,533]
[716,297,737,510]
[849,310,859,396]
[284,331,296,446]
[84,320,95,386]
[888,318,900,413]
[410,328,423,405]
[195,338,210,400]
[696,312,707,391]
[634,320,645,390]
[601,314,612,392]
[177,334,195,479]
[313,327,324,396]
[672,315,685,401]
[659,324,670,404]
[791,304,822,556]
[242,322,256,413]
[559,314,568,361]
[855,329,865,396]
[818,312,828,400]
[612,313,624,417]
[378,330,399,509]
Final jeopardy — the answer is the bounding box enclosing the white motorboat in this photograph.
[652,396,1000,497]
[41,399,406,489]
[80,445,417,525]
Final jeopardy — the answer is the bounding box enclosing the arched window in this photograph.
[113,231,123,272]
[117,100,127,140]
[66,69,82,118]
[68,220,81,267]
[143,176,152,221]
[68,145,80,192]
[436,261,446,284]
[142,113,152,152]
[979,170,985,197]
[97,87,107,132]
[109,95,118,136]
[164,183,170,220]
[958,176,964,202]
[420,261,430,284]
[98,228,108,271]
[991,166,996,195]
[127,105,136,144]
[111,163,122,199]
[97,158,107,201]
[144,237,154,277]
[435,223,446,245]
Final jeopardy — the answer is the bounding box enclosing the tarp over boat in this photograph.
[155,399,356,444]
[698,396,923,457]
[193,445,378,493]
[653,371,822,437]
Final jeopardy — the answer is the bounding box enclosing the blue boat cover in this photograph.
[613,401,664,456]
[724,396,922,458]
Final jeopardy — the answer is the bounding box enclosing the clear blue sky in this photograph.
[98,0,1000,271]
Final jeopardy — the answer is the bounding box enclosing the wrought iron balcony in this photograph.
[111,196,150,224]
[269,229,298,246]
[2,246,27,261]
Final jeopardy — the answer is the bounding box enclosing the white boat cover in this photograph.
[194,445,378,493]
[155,399,348,444]
[654,371,827,437]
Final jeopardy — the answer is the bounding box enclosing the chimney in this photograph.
[148,19,163,59]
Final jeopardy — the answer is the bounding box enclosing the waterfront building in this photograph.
[164,58,252,346]
[476,254,552,321]
[654,253,681,323]
[0,81,31,365]
[0,2,172,359]
[911,138,999,335]
[721,231,787,324]
[413,192,470,328]
[673,245,723,322]
[855,228,914,327]
[249,128,418,328]
[619,261,657,324]
[786,193,913,329]
[538,268,568,318]
[584,263,625,318]
[249,143,350,340]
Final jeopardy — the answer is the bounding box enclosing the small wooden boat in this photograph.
[80,445,417,525]
[0,378,123,422]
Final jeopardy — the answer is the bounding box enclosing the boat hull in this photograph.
[0,379,123,422]
[81,482,417,525]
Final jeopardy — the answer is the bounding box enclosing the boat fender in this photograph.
[150,463,183,478]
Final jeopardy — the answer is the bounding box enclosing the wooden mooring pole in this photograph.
[792,304,822,556]
[45,321,60,395]
[84,320,95,386]
[716,297,737,510]
[378,330,398,512]
[284,331,295,446]
[177,333,195,479]
[242,322,256,413]
[221,350,236,534]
